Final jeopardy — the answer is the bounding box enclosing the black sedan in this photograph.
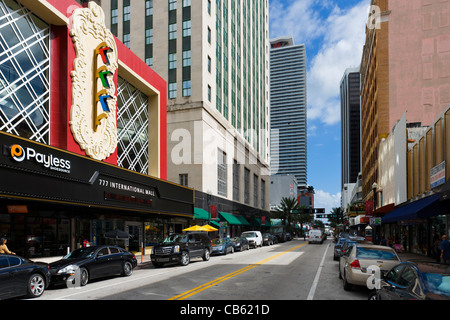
[49,245,137,287]
[369,261,450,300]
[0,254,50,299]
[231,236,250,251]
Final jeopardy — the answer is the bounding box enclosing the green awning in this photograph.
[219,212,243,225]
[254,218,271,227]
[194,208,210,220]
[210,220,220,228]
[235,215,250,226]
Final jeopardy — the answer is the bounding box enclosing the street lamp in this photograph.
[372,182,378,244]
[372,182,377,216]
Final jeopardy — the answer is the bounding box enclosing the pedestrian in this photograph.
[0,237,15,255]
[440,234,450,264]
[432,234,441,262]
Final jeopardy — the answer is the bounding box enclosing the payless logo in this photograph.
[10,144,25,162]
[6,144,71,173]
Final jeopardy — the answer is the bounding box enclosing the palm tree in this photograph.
[273,197,298,237]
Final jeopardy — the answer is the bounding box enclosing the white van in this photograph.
[308,229,324,244]
[241,231,263,248]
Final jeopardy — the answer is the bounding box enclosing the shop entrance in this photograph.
[125,222,142,253]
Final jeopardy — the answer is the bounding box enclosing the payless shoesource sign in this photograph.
[69,2,118,161]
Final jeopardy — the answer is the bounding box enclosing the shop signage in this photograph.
[6,144,71,173]
[0,131,194,218]
[69,2,118,161]
[430,161,445,189]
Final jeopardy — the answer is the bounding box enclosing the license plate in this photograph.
[157,258,169,262]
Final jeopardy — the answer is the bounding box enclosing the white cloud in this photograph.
[314,189,341,215]
[270,0,369,125]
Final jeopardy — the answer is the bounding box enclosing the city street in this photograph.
[34,238,371,301]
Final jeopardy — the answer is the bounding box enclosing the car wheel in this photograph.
[27,273,45,298]
[80,267,89,286]
[180,251,190,266]
[202,248,210,261]
[231,246,234,253]
[343,272,352,291]
[368,291,378,300]
[122,261,133,276]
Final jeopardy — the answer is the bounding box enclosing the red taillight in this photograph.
[350,259,360,269]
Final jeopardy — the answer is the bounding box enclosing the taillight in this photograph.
[350,259,360,269]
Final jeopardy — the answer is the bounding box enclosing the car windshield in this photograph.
[242,232,256,237]
[356,247,398,260]
[64,247,97,259]
[212,239,224,245]
[163,234,190,243]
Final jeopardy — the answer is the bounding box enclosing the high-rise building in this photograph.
[340,66,361,190]
[98,0,271,226]
[269,36,307,187]
[360,0,450,199]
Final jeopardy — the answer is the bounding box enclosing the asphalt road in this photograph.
[35,238,371,301]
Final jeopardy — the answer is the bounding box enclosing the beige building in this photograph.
[97,0,270,219]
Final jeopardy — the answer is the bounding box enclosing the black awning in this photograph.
[382,194,442,223]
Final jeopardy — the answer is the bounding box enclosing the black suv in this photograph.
[150,232,212,267]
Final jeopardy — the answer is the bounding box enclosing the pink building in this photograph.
[388,0,450,129]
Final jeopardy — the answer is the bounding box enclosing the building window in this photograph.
[179,174,188,186]
[183,0,191,7]
[261,179,265,208]
[208,26,211,44]
[253,174,259,207]
[169,53,177,69]
[208,55,211,72]
[182,20,191,37]
[182,80,191,97]
[123,33,130,48]
[207,85,211,102]
[169,0,177,11]
[233,160,240,201]
[169,23,177,40]
[169,82,177,99]
[182,50,191,67]
[145,0,153,15]
[0,0,50,144]
[244,168,250,204]
[218,149,227,196]
[208,0,211,15]
[117,77,149,174]
[123,3,130,21]
[145,57,153,67]
[145,28,153,45]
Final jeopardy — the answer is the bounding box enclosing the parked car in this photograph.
[369,261,450,300]
[151,232,211,267]
[308,229,324,244]
[285,232,292,241]
[211,238,234,255]
[339,244,401,291]
[263,233,275,246]
[241,231,263,248]
[231,236,250,251]
[49,245,137,287]
[0,254,50,299]
[333,238,352,260]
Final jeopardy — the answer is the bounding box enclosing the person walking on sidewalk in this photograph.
[440,234,450,264]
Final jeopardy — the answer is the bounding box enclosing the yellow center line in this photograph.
[169,242,307,300]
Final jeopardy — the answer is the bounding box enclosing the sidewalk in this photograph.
[397,251,436,262]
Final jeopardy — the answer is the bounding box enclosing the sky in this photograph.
[268,0,370,216]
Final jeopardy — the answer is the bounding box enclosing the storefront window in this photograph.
[145,222,164,245]
[0,0,50,144]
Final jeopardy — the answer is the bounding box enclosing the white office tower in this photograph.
[270,36,307,187]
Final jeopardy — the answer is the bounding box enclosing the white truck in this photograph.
[241,231,263,248]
